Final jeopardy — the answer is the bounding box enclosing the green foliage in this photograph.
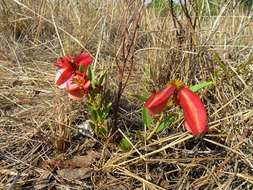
[88,66,107,90]
[86,67,111,138]
[87,94,111,138]
[79,64,85,73]
[88,65,96,88]
[119,137,131,151]
[152,0,167,8]
[97,70,107,86]
[213,52,226,70]
[142,108,153,129]
[150,0,170,16]
[212,52,227,80]
[131,93,149,102]
[189,81,214,92]
[155,115,173,134]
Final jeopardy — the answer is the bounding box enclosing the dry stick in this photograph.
[113,5,143,127]
[169,0,183,44]
[180,0,199,45]
[121,7,143,92]
[51,12,65,56]
[112,11,128,128]
[116,167,166,190]
[93,17,106,70]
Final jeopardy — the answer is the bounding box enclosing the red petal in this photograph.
[144,84,176,115]
[67,88,84,100]
[55,67,74,86]
[177,86,208,136]
[66,81,84,100]
[74,52,92,70]
[54,56,72,68]
[83,80,91,91]
[184,121,193,134]
[55,69,72,89]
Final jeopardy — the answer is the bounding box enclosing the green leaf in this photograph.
[88,66,96,88]
[142,108,153,129]
[97,71,107,86]
[150,0,170,16]
[132,94,149,102]
[106,102,112,110]
[119,137,131,151]
[213,52,226,70]
[98,127,108,138]
[189,81,213,92]
[102,112,109,120]
[79,64,85,73]
[155,116,173,134]
[97,110,103,123]
[90,109,98,122]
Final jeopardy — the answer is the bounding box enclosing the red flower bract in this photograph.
[74,52,92,71]
[54,52,92,87]
[66,73,91,101]
[144,84,176,116]
[177,86,208,136]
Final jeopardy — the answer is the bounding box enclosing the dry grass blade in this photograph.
[116,167,166,190]
[225,172,253,184]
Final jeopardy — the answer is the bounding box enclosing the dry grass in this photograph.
[0,0,253,189]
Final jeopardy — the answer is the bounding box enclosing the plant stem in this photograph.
[146,113,164,141]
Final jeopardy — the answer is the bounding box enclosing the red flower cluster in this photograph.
[54,52,92,100]
[144,83,208,136]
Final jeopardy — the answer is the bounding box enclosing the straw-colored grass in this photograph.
[0,0,253,189]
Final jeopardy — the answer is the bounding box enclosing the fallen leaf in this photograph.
[43,150,100,170]
[57,168,92,180]
[64,151,100,169]
[43,157,63,170]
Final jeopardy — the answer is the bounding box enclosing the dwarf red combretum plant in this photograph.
[144,82,208,136]
[54,52,111,138]
[54,52,92,100]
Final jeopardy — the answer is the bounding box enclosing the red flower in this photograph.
[144,84,176,115]
[73,52,92,72]
[177,86,208,136]
[66,73,91,100]
[54,52,92,87]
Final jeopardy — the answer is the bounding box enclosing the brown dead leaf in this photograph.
[43,150,100,170]
[57,168,92,180]
[64,151,100,169]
